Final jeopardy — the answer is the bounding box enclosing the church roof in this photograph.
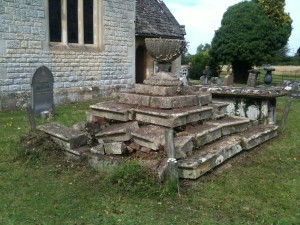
[136,0,185,39]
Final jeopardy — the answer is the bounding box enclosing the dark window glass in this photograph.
[49,0,61,42]
[67,0,78,43]
[84,0,94,44]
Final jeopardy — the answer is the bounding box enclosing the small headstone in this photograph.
[247,69,259,87]
[199,76,206,85]
[31,66,54,116]
[223,75,234,86]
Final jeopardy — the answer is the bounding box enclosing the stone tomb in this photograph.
[31,66,54,116]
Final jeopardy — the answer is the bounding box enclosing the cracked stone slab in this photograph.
[37,123,87,149]
[131,125,167,150]
[238,124,278,150]
[90,101,135,121]
[134,105,212,128]
[95,121,139,142]
[178,136,243,179]
[206,116,251,136]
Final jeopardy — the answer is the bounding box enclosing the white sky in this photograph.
[163,0,300,56]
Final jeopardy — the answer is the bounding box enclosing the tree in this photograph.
[196,43,211,53]
[210,1,292,83]
[296,47,300,56]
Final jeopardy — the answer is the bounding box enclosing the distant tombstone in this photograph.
[31,66,54,116]
[247,69,260,87]
[223,75,234,86]
[199,75,206,85]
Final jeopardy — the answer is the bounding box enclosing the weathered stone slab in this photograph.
[143,76,182,86]
[131,125,166,150]
[238,125,278,150]
[134,84,178,96]
[150,95,198,109]
[119,93,199,109]
[95,121,139,142]
[118,93,151,106]
[174,136,193,159]
[206,116,251,136]
[104,142,126,155]
[178,136,242,179]
[90,102,135,122]
[37,123,87,149]
[134,106,212,128]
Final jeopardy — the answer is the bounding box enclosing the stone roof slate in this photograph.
[136,0,185,39]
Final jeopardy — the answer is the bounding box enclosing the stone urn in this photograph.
[144,38,187,85]
[263,66,275,85]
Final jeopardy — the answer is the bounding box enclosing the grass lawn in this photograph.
[0,98,299,224]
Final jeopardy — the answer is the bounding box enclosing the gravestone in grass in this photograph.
[31,66,54,116]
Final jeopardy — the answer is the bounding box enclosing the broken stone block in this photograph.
[37,123,87,150]
[91,141,105,155]
[104,142,125,155]
[96,121,139,142]
[131,125,166,150]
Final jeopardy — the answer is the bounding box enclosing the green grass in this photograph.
[0,98,299,224]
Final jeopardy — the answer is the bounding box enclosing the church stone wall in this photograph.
[0,0,136,111]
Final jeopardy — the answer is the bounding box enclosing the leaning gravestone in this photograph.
[31,66,54,116]
[223,75,234,86]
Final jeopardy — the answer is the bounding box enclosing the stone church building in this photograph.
[0,0,185,111]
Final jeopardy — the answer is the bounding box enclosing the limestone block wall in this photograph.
[0,0,136,111]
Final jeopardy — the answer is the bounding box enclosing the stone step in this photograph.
[177,124,278,179]
[134,84,178,96]
[95,121,139,142]
[205,116,252,136]
[118,93,199,109]
[238,124,278,150]
[134,105,213,127]
[37,123,87,150]
[90,101,135,122]
[178,136,242,179]
[178,124,222,148]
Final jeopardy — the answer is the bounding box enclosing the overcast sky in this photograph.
[163,0,300,55]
